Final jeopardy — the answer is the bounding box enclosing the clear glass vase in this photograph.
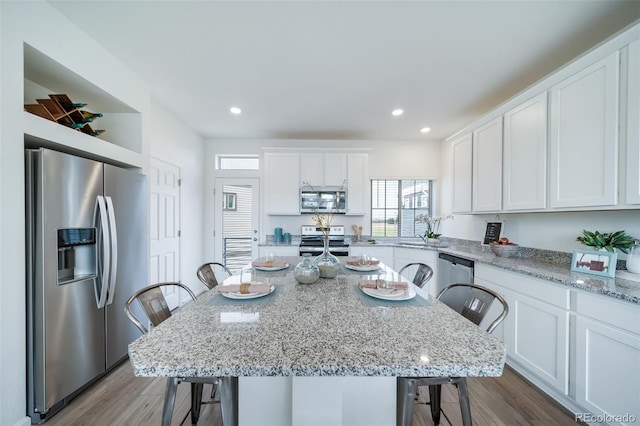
[313,236,341,278]
[294,253,320,284]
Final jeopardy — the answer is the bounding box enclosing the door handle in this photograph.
[105,196,118,305]
[94,196,110,309]
[253,237,258,241]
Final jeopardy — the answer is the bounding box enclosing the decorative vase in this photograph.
[313,236,340,278]
[626,243,640,274]
[427,237,440,245]
[294,253,320,284]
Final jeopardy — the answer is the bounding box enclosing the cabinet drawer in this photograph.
[475,264,569,308]
[575,291,640,335]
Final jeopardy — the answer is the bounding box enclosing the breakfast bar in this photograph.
[128,258,506,426]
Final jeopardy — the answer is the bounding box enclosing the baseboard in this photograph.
[13,416,31,426]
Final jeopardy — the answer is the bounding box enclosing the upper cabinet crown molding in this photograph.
[503,92,548,211]
[549,52,619,208]
[472,116,503,212]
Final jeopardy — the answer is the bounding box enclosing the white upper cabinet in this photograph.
[503,92,548,210]
[549,52,619,208]
[300,153,347,187]
[472,117,503,212]
[264,152,300,215]
[626,39,640,204]
[325,153,348,186]
[346,153,369,215]
[300,153,324,186]
[451,133,473,213]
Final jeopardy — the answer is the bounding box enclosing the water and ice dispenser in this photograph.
[57,228,97,283]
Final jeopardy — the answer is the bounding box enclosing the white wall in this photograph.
[438,139,640,256]
[0,3,151,425]
[204,138,441,257]
[150,100,206,293]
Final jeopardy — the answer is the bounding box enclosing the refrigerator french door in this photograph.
[26,148,147,423]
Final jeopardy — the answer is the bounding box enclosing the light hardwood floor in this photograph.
[46,361,581,426]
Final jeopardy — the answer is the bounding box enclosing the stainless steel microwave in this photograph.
[300,186,347,214]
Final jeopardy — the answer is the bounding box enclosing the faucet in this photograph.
[414,234,427,244]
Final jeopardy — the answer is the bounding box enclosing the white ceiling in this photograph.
[50,1,640,142]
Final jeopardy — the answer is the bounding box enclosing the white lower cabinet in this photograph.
[475,265,570,395]
[510,292,569,395]
[349,245,393,270]
[575,293,640,424]
[476,264,640,423]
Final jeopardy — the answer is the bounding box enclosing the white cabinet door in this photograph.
[451,133,473,213]
[549,52,619,208]
[300,153,324,186]
[509,292,569,395]
[503,92,547,210]
[346,153,369,215]
[325,153,348,186]
[473,117,503,212]
[626,39,640,205]
[300,153,347,187]
[575,316,640,424]
[264,153,300,215]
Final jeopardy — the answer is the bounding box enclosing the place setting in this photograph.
[355,272,429,308]
[251,252,290,271]
[343,254,382,272]
[209,267,277,305]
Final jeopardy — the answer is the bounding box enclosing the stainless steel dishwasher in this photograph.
[437,252,475,304]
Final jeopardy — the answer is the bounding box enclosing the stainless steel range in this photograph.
[299,225,350,257]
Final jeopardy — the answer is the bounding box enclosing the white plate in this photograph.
[253,263,289,272]
[344,263,381,272]
[361,286,416,301]
[219,284,275,300]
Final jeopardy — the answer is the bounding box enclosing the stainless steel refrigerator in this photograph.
[25,148,148,423]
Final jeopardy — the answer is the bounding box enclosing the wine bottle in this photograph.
[80,111,103,119]
[89,129,106,136]
[71,102,87,108]
[70,122,86,129]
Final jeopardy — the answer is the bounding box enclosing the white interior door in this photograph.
[214,178,259,274]
[149,158,182,309]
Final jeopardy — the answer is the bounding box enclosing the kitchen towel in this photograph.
[217,283,272,294]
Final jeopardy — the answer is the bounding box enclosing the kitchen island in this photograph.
[128,258,506,426]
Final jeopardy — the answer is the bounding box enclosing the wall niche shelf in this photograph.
[23,43,143,165]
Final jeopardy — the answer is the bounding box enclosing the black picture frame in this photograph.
[483,221,503,245]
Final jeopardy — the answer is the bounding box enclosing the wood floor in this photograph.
[46,361,580,426]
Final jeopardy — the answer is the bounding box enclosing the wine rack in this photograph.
[24,94,105,137]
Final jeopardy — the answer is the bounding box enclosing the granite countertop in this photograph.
[353,239,640,304]
[128,257,505,379]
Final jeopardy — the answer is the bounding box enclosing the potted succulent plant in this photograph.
[576,230,635,253]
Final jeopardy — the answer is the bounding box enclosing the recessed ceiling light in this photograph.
[420,127,431,134]
[391,109,404,116]
[230,106,242,115]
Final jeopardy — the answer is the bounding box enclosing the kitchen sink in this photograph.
[398,240,428,247]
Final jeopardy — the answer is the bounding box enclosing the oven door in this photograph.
[299,245,350,257]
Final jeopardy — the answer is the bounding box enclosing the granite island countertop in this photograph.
[350,239,640,304]
[128,258,506,379]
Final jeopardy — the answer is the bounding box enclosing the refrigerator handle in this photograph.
[105,196,118,305]
[94,195,110,308]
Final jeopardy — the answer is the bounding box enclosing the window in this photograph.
[371,179,434,237]
[223,192,237,210]
[216,155,260,170]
